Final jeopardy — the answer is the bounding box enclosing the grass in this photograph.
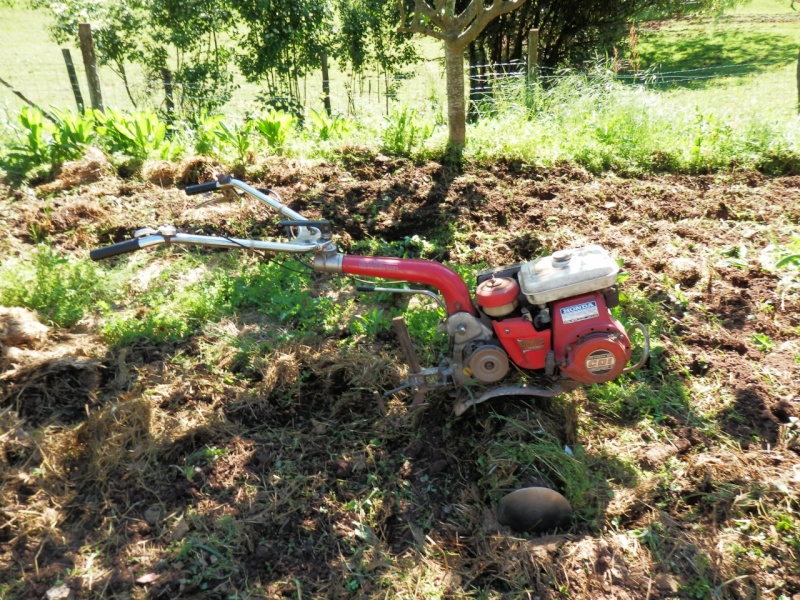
[0,1,798,178]
[0,245,113,327]
[1,2,800,598]
[638,10,799,75]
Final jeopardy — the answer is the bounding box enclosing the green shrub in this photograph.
[214,120,254,165]
[5,106,50,171]
[49,108,95,164]
[190,111,225,157]
[94,109,177,160]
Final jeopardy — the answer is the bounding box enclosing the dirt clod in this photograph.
[654,573,680,593]
[0,306,49,350]
[144,505,163,526]
[39,147,113,193]
[45,584,74,600]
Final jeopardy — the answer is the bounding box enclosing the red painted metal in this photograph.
[493,317,551,370]
[551,292,631,384]
[342,255,476,316]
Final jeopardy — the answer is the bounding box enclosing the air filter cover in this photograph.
[476,277,519,317]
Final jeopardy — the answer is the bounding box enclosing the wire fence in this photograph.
[1,54,798,125]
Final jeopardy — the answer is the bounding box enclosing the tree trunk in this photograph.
[321,50,332,117]
[445,41,467,150]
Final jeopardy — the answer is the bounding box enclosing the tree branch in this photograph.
[453,0,480,33]
[457,0,527,49]
[397,0,448,41]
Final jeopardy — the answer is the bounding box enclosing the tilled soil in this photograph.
[1,155,799,599]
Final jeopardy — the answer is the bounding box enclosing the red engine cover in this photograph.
[552,292,631,384]
[493,317,551,371]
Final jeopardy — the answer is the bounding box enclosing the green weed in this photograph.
[5,106,95,174]
[349,307,391,337]
[468,64,800,174]
[102,265,232,345]
[770,233,800,269]
[101,255,353,346]
[254,109,296,153]
[214,119,254,165]
[190,111,225,157]
[0,245,110,328]
[5,106,50,171]
[382,106,434,157]
[48,108,95,164]
[479,415,637,520]
[94,109,177,161]
[761,233,800,307]
[751,333,774,352]
[307,109,351,142]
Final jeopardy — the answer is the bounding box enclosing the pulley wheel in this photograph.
[496,487,572,533]
[467,345,509,383]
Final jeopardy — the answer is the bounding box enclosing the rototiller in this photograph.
[91,176,649,418]
[91,175,650,531]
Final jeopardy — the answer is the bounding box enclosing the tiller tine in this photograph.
[391,316,431,407]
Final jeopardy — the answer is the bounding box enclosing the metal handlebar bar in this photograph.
[90,177,337,261]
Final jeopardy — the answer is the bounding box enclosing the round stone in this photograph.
[496,487,572,533]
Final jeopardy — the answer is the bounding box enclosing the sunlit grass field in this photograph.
[0,0,798,174]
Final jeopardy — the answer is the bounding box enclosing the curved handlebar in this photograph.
[90,233,334,261]
[90,238,141,261]
[184,174,232,196]
[90,177,337,261]
[184,181,220,195]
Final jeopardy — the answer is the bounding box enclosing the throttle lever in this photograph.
[279,220,332,241]
[135,225,176,238]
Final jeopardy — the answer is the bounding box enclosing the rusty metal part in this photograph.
[467,345,510,383]
[622,322,650,374]
[453,383,566,416]
[393,316,422,373]
[388,316,451,407]
[446,312,494,386]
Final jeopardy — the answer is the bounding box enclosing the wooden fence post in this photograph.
[527,28,540,84]
[78,23,104,112]
[61,49,85,113]
[161,68,175,123]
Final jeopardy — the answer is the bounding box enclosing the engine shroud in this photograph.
[551,291,631,384]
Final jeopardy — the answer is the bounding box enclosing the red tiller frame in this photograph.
[341,256,477,316]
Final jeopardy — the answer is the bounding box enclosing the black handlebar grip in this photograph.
[184,180,219,195]
[90,238,141,261]
[355,285,375,292]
